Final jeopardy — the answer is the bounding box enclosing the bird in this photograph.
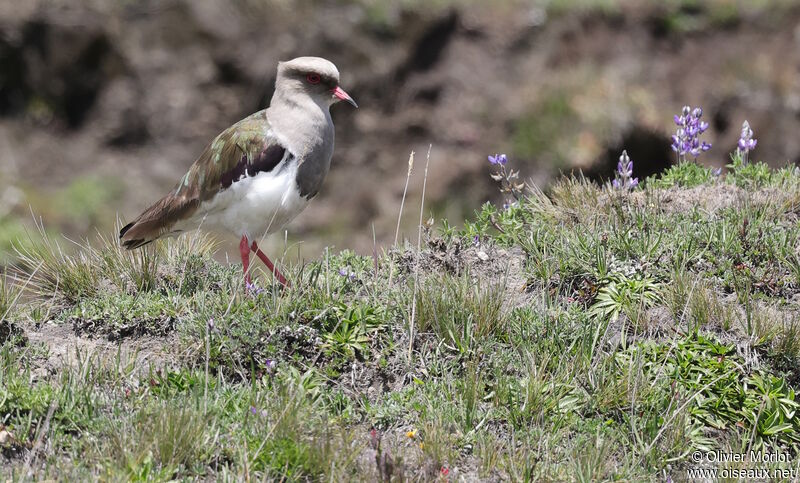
[119,56,357,287]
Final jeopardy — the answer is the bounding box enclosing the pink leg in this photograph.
[239,235,252,285]
[251,241,289,287]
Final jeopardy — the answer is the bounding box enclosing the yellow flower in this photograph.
[406,429,417,439]
[419,442,424,450]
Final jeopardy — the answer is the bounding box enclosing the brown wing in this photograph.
[120,110,288,249]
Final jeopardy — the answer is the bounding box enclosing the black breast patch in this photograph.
[220,144,288,190]
[248,144,286,177]
[220,155,246,189]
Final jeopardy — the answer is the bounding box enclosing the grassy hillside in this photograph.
[2,158,800,480]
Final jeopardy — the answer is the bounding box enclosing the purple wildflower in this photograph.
[473,235,480,247]
[488,153,508,165]
[712,167,722,177]
[671,105,712,162]
[246,282,264,295]
[207,318,215,331]
[338,267,357,282]
[488,153,524,201]
[265,359,277,372]
[612,150,639,191]
[250,406,258,415]
[737,120,757,165]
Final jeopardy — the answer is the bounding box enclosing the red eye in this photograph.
[306,74,321,84]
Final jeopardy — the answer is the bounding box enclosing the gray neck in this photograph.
[267,91,335,199]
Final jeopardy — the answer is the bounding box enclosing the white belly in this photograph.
[176,161,310,239]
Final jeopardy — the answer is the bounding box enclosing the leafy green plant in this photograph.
[650,161,714,188]
[726,154,772,188]
[742,373,800,449]
[0,359,54,425]
[322,318,370,359]
[588,273,660,322]
[278,366,325,404]
[615,335,800,451]
[321,304,383,359]
[148,370,205,398]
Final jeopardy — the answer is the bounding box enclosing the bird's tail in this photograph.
[119,221,156,250]
[119,191,199,250]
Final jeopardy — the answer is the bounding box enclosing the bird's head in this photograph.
[276,56,357,109]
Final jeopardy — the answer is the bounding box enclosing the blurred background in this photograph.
[1,0,799,262]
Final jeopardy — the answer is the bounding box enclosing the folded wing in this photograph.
[120,110,288,249]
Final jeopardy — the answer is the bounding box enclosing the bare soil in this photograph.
[25,321,178,381]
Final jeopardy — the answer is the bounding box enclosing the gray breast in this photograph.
[295,124,334,199]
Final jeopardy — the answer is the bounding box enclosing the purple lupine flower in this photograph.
[488,153,508,165]
[671,105,712,162]
[737,120,757,165]
[473,235,480,247]
[488,152,524,203]
[612,150,639,191]
[246,282,264,295]
[265,359,277,372]
[250,406,258,415]
[712,167,722,177]
[617,153,633,178]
